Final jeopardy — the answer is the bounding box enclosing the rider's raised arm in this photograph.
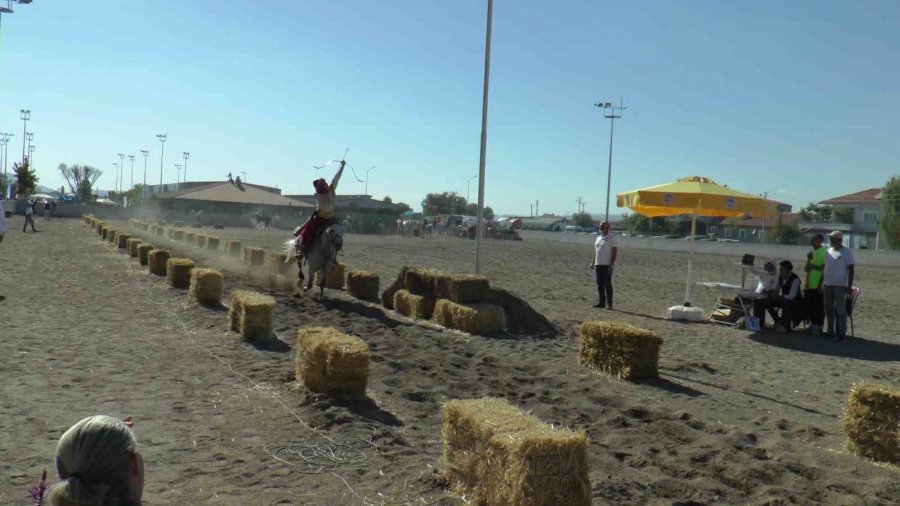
[330,161,346,192]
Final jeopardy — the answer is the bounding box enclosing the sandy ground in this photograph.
[1,218,898,505]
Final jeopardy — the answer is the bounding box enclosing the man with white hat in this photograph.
[822,230,854,341]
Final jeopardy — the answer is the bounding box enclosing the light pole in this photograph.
[594,99,626,222]
[466,174,478,213]
[365,166,375,196]
[25,131,33,165]
[156,134,166,193]
[474,0,493,275]
[27,144,34,170]
[19,109,29,163]
[128,154,135,191]
[117,153,125,193]
[175,164,182,190]
[140,149,149,194]
[182,152,189,184]
[112,162,119,197]
[0,132,12,181]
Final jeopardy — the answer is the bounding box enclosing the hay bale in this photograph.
[148,249,171,276]
[268,251,292,275]
[153,225,164,237]
[267,272,296,292]
[225,240,242,257]
[138,244,154,266]
[173,220,185,228]
[116,233,132,249]
[189,268,224,305]
[214,224,225,230]
[108,229,120,244]
[98,224,107,236]
[403,266,440,297]
[314,262,345,289]
[196,235,209,249]
[229,290,276,340]
[191,221,202,228]
[171,229,185,242]
[295,327,369,397]
[393,289,433,319]
[126,238,143,257]
[185,231,196,245]
[577,321,662,380]
[205,236,220,252]
[166,258,195,289]
[242,247,265,266]
[347,270,380,301]
[488,288,559,338]
[142,222,151,231]
[433,299,505,335]
[442,398,590,506]
[435,274,491,303]
[841,383,900,464]
[381,266,412,309]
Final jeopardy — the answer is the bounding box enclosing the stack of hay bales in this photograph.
[442,397,590,506]
[126,238,143,257]
[171,229,185,242]
[295,327,369,397]
[173,220,185,228]
[229,290,275,340]
[98,224,107,236]
[224,240,242,257]
[107,229,119,244]
[347,271,380,301]
[381,266,412,309]
[577,321,662,380]
[430,275,505,335]
[148,249,171,276]
[166,258,195,289]
[267,251,292,276]
[138,244,154,266]
[214,224,225,230]
[242,247,265,266]
[205,236,220,252]
[189,268,224,305]
[313,262,346,289]
[196,234,208,249]
[394,290,432,320]
[116,232,132,249]
[841,382,900,464]
[391,267,439,318]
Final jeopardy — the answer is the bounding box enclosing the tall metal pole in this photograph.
[140,149,149,194]
[175,164,182,190]
[117,153,125,193]
[20,109,29,163]
[595,100,625,222]
[128,155,135,190]
[28,144,33,169]
[156,134,166,193]
[474,0,493,275]
[365,166,375,196]
[112,162,119,197]
[182,151,189,183]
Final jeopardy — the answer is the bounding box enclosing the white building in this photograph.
[818,188,883,249]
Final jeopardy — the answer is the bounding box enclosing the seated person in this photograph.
[739,260,778,328]
[49,415,144,506]
[766,260,802,332]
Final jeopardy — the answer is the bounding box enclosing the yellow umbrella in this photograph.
[617,176,779,307]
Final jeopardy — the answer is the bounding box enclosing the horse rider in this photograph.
[294,160,346,257]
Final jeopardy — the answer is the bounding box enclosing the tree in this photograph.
[13,159,38,196]
[572,211,594,228]
[620,213,651,234]
[59,163,102,203]
[422,191,467,215]
[799,203,831,222]
[771,222,803,245]
[880,176,900,250]
[833,207,854,224]
[465,203,495,220]
[382,196,393,204]
[396,202,411,213]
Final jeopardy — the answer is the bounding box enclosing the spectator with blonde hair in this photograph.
[49,415,144,506]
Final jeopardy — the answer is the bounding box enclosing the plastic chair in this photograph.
[846,286,861,337]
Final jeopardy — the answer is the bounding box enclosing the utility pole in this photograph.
[530,203,533,218]
[365,166,375,196]
[112,162,119,197]
[117,153,125,193]
[474,0,493,275]
[240,171,247,183]
[182,151,189,183]
[19,109,29,163]
[594,99,626,222]
[27,144,33,169]
[128,155,135,191]
[140,149,149,196]
[535,200,539,217]
[156,134,167,193]
[175,164,182,191]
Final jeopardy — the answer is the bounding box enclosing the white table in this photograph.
[697,281,764,326]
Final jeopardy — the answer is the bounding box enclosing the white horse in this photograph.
[284,223,344,300]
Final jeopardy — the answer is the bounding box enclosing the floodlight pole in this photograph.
[156,134,166,193]
[595,99,626,222]
[19,109,29,163]
[117,153,125,193]
[365,166,375,196]
[128,155,135,190]
[182,151,189,183]
[175,164,182,191]
[474,0,493,275]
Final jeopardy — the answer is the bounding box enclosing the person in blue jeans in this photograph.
[822,230,855,341]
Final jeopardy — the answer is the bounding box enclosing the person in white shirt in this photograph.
[822,230,855,341]
[590,221,617,309]
[742,260,778,329]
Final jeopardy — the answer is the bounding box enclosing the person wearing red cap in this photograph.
[294,160,346,257]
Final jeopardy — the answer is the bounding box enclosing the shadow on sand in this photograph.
[748,331,900,362]
[636,377,706,398]
[328,396,404,427]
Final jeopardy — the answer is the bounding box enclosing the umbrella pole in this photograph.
[684,213,697,306]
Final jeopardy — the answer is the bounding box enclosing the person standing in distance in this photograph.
[803,233,826,335]
[822,230,854,341]
[591,221,618,309]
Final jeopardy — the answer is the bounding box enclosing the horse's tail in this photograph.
[283,238,298,261]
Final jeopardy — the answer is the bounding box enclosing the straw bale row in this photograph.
[225,240,242,257]
[148,249,171,276]
[433,299,506,335]
[126,238,143,257]
[189,268,224,305]
[295,327,368,397]
[577,321,662,380]
[267,251,292,275]
[166,258,195,289]
[394,289,433,320]
[138,244,154,265]
[313,262,345,289]
[443,398,590,506]
[116,232,131,249]
[347,270,380,301]
[243,247,265,266]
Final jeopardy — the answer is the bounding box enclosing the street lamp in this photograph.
[174,164,182,190]
[19,109,29,163]
[466,174,478,214]
[474,0,494,275]
[140,149,149,194]
[182,152,189,184]
[365,166,375,196]
[112,162,119,197]
[594,99,626,222]
[117,153,125,193]
[156,134,166,192]
[0,132,13,181]
[128,154,135,191]
[28,144,34,169]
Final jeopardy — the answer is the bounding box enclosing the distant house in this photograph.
[519,216,568,232]
[817,188,883,249]
[716,213,801,243]
[154,181,313,228]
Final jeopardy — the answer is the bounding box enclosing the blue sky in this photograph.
[1,1,897,216]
